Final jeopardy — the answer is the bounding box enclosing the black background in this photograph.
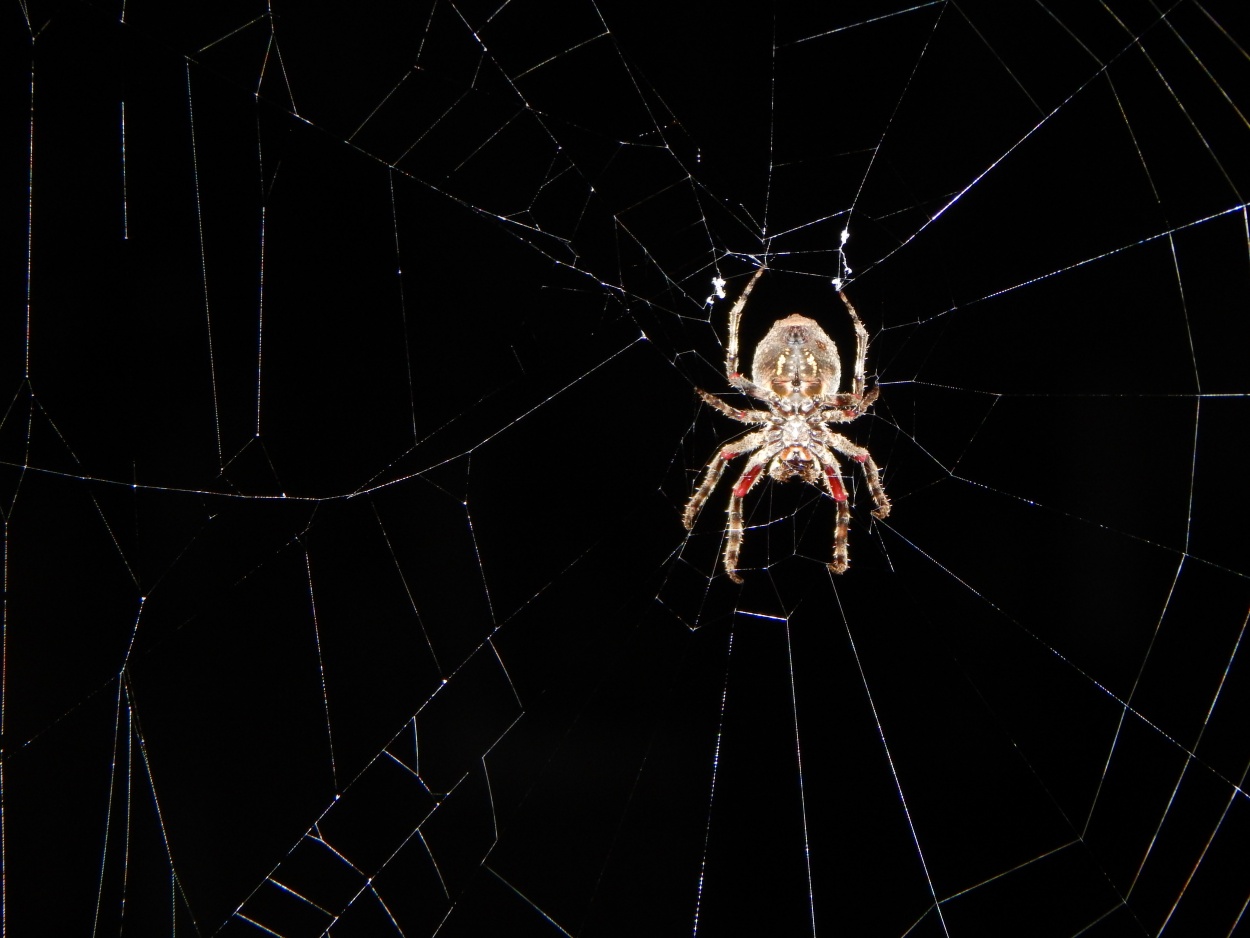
[3,1,1250,936]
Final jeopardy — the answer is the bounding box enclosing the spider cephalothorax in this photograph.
[683,266,890,582]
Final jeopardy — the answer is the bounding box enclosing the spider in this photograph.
[683,266,891,582]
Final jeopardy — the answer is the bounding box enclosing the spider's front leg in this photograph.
[683,430,769,531]
[722,446,779,583]
[812,444,854,574]
[822,430,891,520]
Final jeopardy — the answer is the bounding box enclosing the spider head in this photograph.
[770,444,822,485]
[751,314,841,401]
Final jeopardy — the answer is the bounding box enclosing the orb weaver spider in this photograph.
[683,267,890,581]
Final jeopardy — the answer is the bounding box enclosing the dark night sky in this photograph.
[3,2,1250,936]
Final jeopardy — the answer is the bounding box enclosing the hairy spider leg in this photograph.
[838,290,872,403]
[724,267,776,403]
[693,388,771,425]
[725,266,767,380]
[723,445,781,583]
[821,429,891,519]
[810,442,853,573]
[682,430,770,531]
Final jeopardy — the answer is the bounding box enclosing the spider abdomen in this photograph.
[751,314,842,400]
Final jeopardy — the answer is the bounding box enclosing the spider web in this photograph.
[3,0,1250,935]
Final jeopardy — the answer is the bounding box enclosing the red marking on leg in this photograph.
[734,465,763,498]
[823,466,848,501]
[720,448,742,461]
[852,453,868,463]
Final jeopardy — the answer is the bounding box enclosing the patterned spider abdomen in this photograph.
[750,314,842,400]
